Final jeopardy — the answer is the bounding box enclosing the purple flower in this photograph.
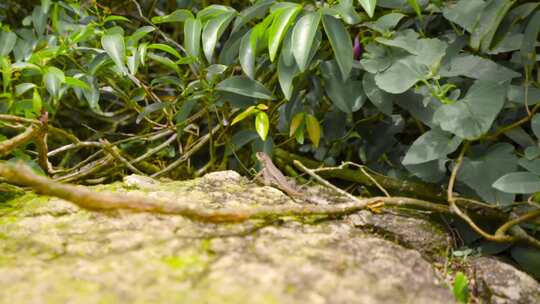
[353,35,362,60]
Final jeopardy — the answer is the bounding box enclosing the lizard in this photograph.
[255,151,303,199]
[255,151,385,212]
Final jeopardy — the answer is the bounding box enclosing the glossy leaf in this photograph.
[292,12,321,72]
[184,18,202,58]
[0,31,17,56]
[358,0,377,18]
[322,14,353,80]
[147,43,182,60]
[15,83,37,96]
[217,76,274,100]
[127,26,154,46]
[255,111,270,141]
[232,0,273,32]
[32,88,42,113]
[321,60,364,113]
[43,66,65,99]
[202,12,236,62]
[151,10,193,24]
[289,112,305,137]
[267,4,301,62]
[101,32,127,75]
[231,105,258,125]
[65,76,90,90]
[305,114,321,147]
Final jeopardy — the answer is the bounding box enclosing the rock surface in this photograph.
[0,171,538,303]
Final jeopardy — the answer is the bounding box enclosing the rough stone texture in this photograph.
[0,172,538,303]
[472,257,540,304]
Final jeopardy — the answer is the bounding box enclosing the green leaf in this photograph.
[532,114,540,139]
[65,76,90,90]
[147,43,182,60]
[511,246,540,279]
[239,30,257,78]
[374,55,426,94]
[184,18,202,58]
[452,272,469,304]
[470,0,515,52]
[407,0,423,20]
[292,12,321,72]
[32,88,42,113]
[434,80,507,140]
[231,105,258,126]
[305,114,321,147]
[226,130,260,156]
[151,9,193,24]
[15,83,37,96]
[32,6,47,36]
[0,30,17,56]
[458,143,517,204]
[442,0,486,33]
[136,102,167,124]
[147,52,180,75]
[520,10,540,69]
[267,4,301,62]
[127,26,155,46]
[240,14,273,78]
[362,73,393,115]
[322,14,353,80]
[289,112,305,137]
[43,66,65,99]
[518,159,540,175]
[402,129,462,165]
[232,0,274,32]
[440,53,520,83]
[337,0,363,25]
[255,111,270,141]
[175,98,197,125]
[103,15,131,23]
[365,13,405,33]
[217,76,274,100]
[358,0,377,18]
[321,60,365,113]
[101,32,127,75]
[278,47,299,100]
[493,172,540,194]
[0,59,10,91]
[202,12,236,62]
[507,85,540,105]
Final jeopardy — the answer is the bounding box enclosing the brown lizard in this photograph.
[255,152,385,212]
[255,151,304,199]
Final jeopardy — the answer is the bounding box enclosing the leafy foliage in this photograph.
[1,0,540,278]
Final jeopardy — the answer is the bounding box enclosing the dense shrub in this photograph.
[1,0,539,277]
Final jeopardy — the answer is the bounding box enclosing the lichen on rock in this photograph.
[0,172,538,303]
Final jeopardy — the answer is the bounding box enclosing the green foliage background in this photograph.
[1,0,540,278]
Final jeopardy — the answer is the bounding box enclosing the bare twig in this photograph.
[152,124,221,177]
[0,162,451,224]
[292,159,381,210]
[101,139,145,175]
